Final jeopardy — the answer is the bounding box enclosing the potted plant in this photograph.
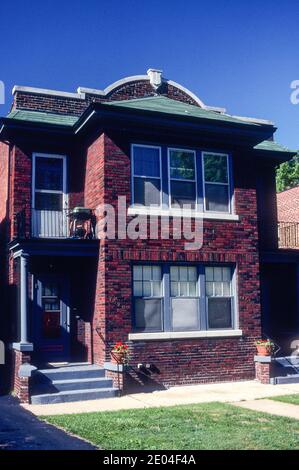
[111,341,129,364]
[255,339,274,356]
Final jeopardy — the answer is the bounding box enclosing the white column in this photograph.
[20,254,28,344]
[13,253,33,352]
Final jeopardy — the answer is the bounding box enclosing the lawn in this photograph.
[42,402,299,450]
[269,394,299,406]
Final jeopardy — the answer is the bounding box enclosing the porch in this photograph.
[260,252,299,367]
[8,238,103,402]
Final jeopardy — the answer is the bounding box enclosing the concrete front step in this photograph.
[36,365,106,381]
[52,377,113,392]
[271,374,299,385]
[31,364,119,404]
[31,387,119,405]
[272,356,299,382]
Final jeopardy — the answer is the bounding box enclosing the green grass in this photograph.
[42,402,299,450]
[269,394,299,406]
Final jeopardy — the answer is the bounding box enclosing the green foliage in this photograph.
[43,402,299,450]
[276,152,299,192]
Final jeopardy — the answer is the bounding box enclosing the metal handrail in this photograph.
[95,327,122,396]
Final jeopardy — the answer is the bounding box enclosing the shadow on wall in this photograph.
[124,365,167,394]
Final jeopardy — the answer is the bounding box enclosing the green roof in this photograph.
[254,140,296,154]
[104,96,265,127]
[6,109,78,126]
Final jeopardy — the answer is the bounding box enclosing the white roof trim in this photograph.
[231,114,274,126]
[78,74,208,109]
[12,86,85,100]
[165,79,206,108]
[77,75,149,96]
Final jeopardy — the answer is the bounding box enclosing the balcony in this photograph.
[16,207,96,240]
[278,222,299,249]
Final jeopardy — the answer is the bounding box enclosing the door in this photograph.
[32,153,68,238]
[34,275,70,361]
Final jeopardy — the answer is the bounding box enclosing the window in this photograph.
[133,264,236,332]
[170,266,199,331]
[132,145,161,207]
[203,153,230,212]
[169,149,196,209]
[32,153,67,238]
[33,155,66,211]
[133,265,163,331]
[205,267,233,329]
[131,144,233,215]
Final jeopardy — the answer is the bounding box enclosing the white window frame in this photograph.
[202,152,231,214]
[168,147,197,210]
[205,265,237,331]
[131,144,162,208]
[32,153,68,237]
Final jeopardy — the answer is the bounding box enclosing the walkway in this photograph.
[22,380,299,416]
[231,399,299,420]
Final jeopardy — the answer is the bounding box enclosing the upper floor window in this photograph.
[131,144,233,214]
[203,153,230,213]
[34,155,65,211]
[132,145,161,207]
[169,149,196,209]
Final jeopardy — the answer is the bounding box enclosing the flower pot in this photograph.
[111,351,126,364]
[256,344,272,356]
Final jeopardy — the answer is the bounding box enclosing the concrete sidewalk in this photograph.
[232,399,299,420]
[22,380,299,416]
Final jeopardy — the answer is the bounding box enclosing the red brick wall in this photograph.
[12,349,31,403]
[13,79,200,116]
[83,133,262,387]
[0,142,9,242]
[84,133,106,364]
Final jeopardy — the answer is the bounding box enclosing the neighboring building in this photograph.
[277,186,299,222]
[0,69,297,403]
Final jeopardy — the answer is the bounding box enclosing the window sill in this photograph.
[128,206,239,221]
[128,329,243,341]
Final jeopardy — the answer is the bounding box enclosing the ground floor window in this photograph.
[133,264,236,332]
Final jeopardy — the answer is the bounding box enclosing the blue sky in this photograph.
[1,0,299,149]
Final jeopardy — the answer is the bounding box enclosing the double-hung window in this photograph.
[203,152,230,212]
[132,145,161,207]
[133,265,163,331]
[133,264,236,333]
[170,266,200,331]
[131,144,233,215]
[205,266,234,329]
[169,149,196,209]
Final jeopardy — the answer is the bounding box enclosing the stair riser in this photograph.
[52,379,113,392]
[36,369,106,381]
[31,389,118,405]
[273,376,299,385]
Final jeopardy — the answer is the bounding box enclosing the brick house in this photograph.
[0,69,297,403]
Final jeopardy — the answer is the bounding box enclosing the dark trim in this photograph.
[8,238,99,258]
[261,250,299,263]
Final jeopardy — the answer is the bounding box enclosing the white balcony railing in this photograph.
[32,208,68,238]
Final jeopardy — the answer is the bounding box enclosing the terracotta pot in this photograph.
[256,344,272,356]
[111,351,126,364]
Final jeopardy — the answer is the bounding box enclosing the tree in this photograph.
[276,152,299,192]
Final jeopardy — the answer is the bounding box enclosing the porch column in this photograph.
[20,254,29,344]
[13,253,33,352]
